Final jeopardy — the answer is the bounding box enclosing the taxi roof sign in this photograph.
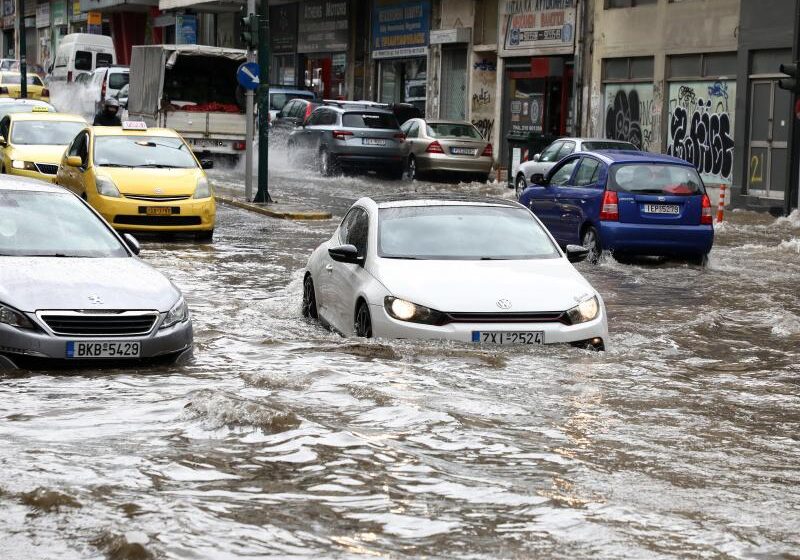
[31,106,50,112]
[122,121,147,131]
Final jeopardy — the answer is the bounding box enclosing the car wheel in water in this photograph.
[406,155,417,181]
[581,225,603,264]
[302,275,318,319]
[515,173,527,198]
[688,253,709,267]
[195,230,214,242]
[354,300,372,338]
[319,148,338,176]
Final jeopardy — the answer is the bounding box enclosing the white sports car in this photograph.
[302,194,609,350]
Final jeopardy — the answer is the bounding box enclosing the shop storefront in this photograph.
[372,0,429,112]
[269,3,298,86]
[297,0,348,99]
[499,0,577,162]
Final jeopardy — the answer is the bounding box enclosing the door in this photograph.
[748,80,791,199]
[526,156,578,243]
[56,131,90,195]
[328,207,371,334]
[557,157,606,245]
[440,47,467,121]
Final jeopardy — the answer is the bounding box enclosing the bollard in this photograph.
[716,183,727,223]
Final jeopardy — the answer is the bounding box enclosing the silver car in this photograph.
[0,176,192,370]
[287,103,407,179]
[513,137,638,196]
[400,119,493,182]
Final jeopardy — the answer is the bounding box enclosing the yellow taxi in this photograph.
[55,122,216,240]
[0,71,50,100]
[0,109,87,182]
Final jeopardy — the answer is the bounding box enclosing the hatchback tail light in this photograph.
[332,130,353,140]
[481,143,493,157]
[304,103,313,121]
[67,71,72,82]
[233,140,246,151]
[600,190,619,221]
[394,132,405,143]
[41,88,49,97]
[426,141,444,154]
[701,193,713,225]
[101,80,106,99]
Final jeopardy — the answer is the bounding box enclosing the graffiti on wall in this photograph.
[666,81,735,184]
[470,56,497,142]
[603,84,656,151]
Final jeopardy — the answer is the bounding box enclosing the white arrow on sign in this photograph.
[242,66,260,84]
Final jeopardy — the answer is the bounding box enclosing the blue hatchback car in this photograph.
[518,151,714,264]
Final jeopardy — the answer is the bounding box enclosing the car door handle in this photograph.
[325,264,333,272]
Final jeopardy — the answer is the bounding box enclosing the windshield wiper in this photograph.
[480,257,509,260]
[138,164,184,168]
[98,163,132,167]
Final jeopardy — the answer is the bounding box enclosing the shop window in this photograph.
[605,0,657,7]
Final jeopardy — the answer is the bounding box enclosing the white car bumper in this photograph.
[369,304,608,348]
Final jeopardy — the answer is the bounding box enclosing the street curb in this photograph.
[215,195,333,221]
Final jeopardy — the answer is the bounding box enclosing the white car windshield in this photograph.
[378,205,560,260]
[0,190,128,257]
[94,136,198,168]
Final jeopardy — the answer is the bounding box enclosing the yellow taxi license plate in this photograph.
[145,207,176,216]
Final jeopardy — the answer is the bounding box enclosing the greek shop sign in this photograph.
[372,0,430,60]
[501,0,576,56]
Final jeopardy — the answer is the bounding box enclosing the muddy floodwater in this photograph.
[1,167,799,559]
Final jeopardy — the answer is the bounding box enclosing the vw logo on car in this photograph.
[496,299,512,310]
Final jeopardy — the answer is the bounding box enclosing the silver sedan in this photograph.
[401,119,493,182]
[0,176,192,370]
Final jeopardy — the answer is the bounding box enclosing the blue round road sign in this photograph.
[237,62,260,91]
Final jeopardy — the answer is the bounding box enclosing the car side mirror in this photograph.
[123,233,141,255]
[566,244,589,263]
[200,159,214,170]
[328,244,364,265]
[532,153,541,162]
[531,173,546,185]
[66,155,83,167]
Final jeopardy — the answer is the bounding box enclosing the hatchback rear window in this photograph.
[342,112,399,129]
[109,72,129,90]
[610,164,705,196]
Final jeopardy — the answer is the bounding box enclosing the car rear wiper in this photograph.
[480,257,509,260]
[632,189,667,194]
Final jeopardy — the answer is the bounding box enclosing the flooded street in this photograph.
[2,164,799,559]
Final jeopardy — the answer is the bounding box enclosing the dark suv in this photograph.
[287,103,408,178]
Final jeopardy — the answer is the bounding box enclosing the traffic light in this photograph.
[240,14,259,49]
[778,63,800,93]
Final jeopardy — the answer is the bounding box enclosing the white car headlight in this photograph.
[161,297,189,329]
[193,176,211,199]
[384,297,447,325]
[566,295,600,324]
[0,302,35,329]
[96,175,121,198]
[11,160,36,171]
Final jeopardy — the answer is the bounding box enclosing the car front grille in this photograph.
[114,215,202,226]
[444,311,571,325]
[123,194,192,202]
[34,163,59,175]
[38,311,159,337]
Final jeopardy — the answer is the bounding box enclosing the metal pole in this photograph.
[18,0,26,99]
[254,0,271,203]
[784,0,800,214]
[244,0,255,201]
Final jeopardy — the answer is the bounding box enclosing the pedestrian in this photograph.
[93,98,122,126]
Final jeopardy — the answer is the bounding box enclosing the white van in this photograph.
[51,34,116,83]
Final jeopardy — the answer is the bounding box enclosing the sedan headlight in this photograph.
[95,175,121,198]
[161,297,189,329]
[384,296,447,325]
[0,302,35,329]
[11,160,36,171]
[566,295,600,324]
[193,176,211,199]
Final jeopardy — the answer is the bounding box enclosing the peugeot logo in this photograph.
[496,299,512,310]
[87,294,103,305]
